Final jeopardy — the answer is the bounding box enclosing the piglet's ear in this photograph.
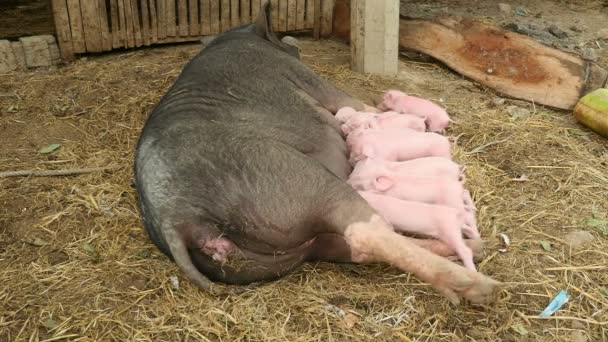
[374,176,394,192]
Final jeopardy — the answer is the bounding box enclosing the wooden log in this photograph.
[50,0,75,60]
[278,0,287,32]
[97,0,112,50]
[319,0,333,37]
[296,0,305,30]
[66,0,86,52]
[240,0,251,25]
[210,0,220,33]
[189,0,200,35]
[287,0,296,31]
[221,0,230,32]
[200,0,211,34]
[129,0,142,47]
[149,0,159,42]
[157,0,166,38]
[141,0,151,45]
[350,0,399,76]
[109,0,121,48]
[306,0,314,29]
[178,0,188,36]
[231,0,239,28]
[398,17,608,110]
[166,0,177,36]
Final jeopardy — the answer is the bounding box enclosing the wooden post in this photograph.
[350,0,399,76]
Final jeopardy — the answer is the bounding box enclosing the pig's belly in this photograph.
[306,126,351,180]
[190,233,352,285]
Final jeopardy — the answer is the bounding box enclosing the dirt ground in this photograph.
[1,0,608,341]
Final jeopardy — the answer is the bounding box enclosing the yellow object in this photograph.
[574,88,608,138]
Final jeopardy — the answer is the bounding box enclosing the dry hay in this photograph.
[1,38,607,341]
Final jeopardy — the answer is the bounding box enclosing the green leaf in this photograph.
[83,243,97,254]
[586,218,608,237]
[38,143,62,154]
[137,249,151,259]
[601,287,608,299]
[42,317,58,330]
[511,323,528,335]
[7,104,18,112]
[540,240,552,251]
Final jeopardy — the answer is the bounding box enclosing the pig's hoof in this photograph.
[435,270,502,305]
[465,239,485,261]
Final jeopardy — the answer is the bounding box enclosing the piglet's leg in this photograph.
[405,237,485,262]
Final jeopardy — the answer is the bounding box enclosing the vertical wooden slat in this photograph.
[240,0,250,25]
[178,0,188,36]
[306,0,314,28]
[313,0,321,38]
[123,0,135,47]
[200,0,211,34]
[230,0,239,28]
[149,0,158,42]
[296,0,305,29]
[50,0,74,60]
[210,0,220,33]
[98,0,112,50]
[166,0,177,36]
[287,0,296,31]
[141,0,151,45]
[220,0,230,32]
[129,0,143,46]
[117,0,128,46]
[320,0,333,37]
[189,0,199,35]
[251,0,260,21]
[81,0,103,52]
[270,0,278,31]
[278,0,287,32]
[157,0,166,38]
[110,0,121,47]
[66,0,86,52]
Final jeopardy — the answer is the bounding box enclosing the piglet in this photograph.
[346,128,452,166]
[348,170,479,239]
[358,191,475,270]
[341,111,426,135]
[378,90,451,133]
[350,157,464,184]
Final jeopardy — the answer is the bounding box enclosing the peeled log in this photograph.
[398,17,608,110]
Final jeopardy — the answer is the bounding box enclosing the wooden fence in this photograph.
[50,0,335,61]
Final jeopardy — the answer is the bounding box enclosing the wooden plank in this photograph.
[166,0,177,36]
[295,0,305,29]
[109,0,121,48]
[312,0,321,38]
[220,0,230,32]
[210,0,220,33]
[278,0,288,32]
[98,0,112,50]
[129,0,143,46]
[251,0,260,21]
[231,0,239,28]
[50,0,74,60]
[66,0,86,52]
[270,0,278,31]
[306,0,314,28]
[157,0,166,38]
[189,0,199,35]
[81,0,103,52]
[351,0,399,76]
[320,0,334,37]
[178,0,188,36]
[240,0,250,25]
[287,0,296,31]
[140,0,151,45]
[149,0,159,43]
[200,0,210,34]
[117,0,128,46]
[124,0,135,47]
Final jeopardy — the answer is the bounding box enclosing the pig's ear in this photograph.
[254,1,299,58]
[374,176,394,192]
